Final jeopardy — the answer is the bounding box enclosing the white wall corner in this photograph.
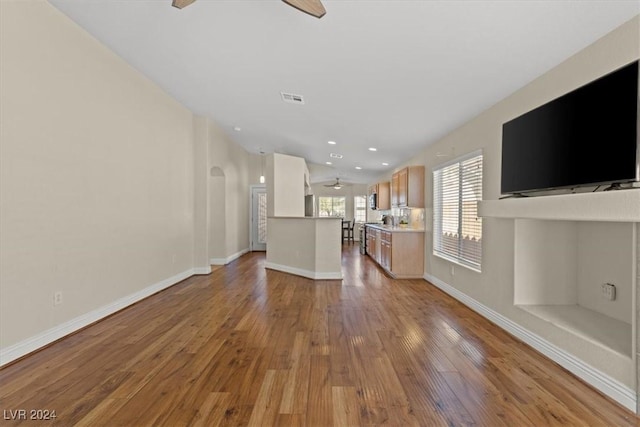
[210,248,249,266]
[193,266,212,275]
[265,262,343,280]
[423,273,637,413]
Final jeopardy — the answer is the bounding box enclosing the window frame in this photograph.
[318,196,347,218]
[353,195,367,223]
[432,150,483,272]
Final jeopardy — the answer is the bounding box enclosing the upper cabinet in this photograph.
[369,181,391,210]
[391,173,399,207]
[392,166,424,208]
[377,181,391,210]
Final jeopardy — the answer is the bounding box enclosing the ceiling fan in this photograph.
[171,0,326,19]
[324,178,346,190]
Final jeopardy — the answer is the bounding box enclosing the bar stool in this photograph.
[342,220,354,243]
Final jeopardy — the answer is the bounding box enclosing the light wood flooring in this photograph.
[0,245,637,426]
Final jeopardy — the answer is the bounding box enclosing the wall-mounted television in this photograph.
[501,60,639,195]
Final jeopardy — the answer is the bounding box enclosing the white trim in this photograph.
[424,273,637,413]
[0,268,197,367]
[193,266,212,275]
[265,262,343,280]
[210,248,249,266]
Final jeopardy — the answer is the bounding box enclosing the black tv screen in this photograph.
[501,60,639,195]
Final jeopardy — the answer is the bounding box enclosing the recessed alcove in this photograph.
[514,219,634,357]
[479,190,639,359]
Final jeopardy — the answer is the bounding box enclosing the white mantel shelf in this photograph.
[479,190,640,222]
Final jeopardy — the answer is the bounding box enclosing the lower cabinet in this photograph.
[366,227,424,279]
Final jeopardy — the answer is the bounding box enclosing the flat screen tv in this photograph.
[501,60,639,195]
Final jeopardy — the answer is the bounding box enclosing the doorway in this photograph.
[250,185,267,251]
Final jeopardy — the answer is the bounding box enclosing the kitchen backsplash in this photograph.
[375,207,425,228]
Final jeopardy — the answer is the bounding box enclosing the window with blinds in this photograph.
[433,151,483,271]
[354,195,367,223]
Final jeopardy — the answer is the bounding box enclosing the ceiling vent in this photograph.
[329,153,343,159]
[281,92,305,105]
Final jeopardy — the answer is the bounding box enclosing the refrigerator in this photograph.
[304,195,315,217]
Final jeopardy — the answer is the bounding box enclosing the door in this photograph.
[250,185,267,251]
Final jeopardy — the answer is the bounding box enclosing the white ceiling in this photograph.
[49,0,639,185]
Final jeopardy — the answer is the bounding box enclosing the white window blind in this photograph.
[433,152,483,271]
[354,195,367,222]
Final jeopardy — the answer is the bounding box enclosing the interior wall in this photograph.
[269,153,306,217]
[0,1,195,348]
[206,120,250,259]
[514,220,578,306]
[371,16,639,387]
[577,222,634,324]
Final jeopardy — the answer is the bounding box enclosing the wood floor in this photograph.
[0,245,637,426]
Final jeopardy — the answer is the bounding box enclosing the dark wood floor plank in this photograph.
[0,246,637,426]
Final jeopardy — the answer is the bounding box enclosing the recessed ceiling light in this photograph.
[328,141,336,145]
[233,126,242,132]
[326,161,332,165]
[382,162,389,166]
[329,153,343,159]
[355,166,362,170]
[368,147,377,152]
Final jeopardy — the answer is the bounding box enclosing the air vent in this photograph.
[329,153,343,159]
[281,92,305,105]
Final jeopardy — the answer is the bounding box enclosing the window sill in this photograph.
[433,252,482,273]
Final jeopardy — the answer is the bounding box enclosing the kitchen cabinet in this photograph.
[366,228,377,260]
[380,230,392,271]
[365,225,424,279]
[377,181,390,210]
[391,166,424,208]
[391,173,399,207]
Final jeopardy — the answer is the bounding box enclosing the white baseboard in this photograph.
[423,273,636,413]
[265,262,343,280]
[193,266,212,275]
[0,268,198,367]
[210,248,249,266]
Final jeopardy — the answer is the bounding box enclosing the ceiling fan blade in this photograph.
[282,0,326,18]
[172,0,196,9]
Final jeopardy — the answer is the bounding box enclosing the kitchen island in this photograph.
[266,216,342,280]
[365,224,425,279]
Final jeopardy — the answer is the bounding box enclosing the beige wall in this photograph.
[0,1,254,361]
[207,120,250,259]
[373,16,639,387]
[266,217,342,279]
[267,153,306,217]
[0,2,195,348]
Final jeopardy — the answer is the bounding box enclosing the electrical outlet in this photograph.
[450,265,455,276]
[601,283,616,301]
[53,291,63,306]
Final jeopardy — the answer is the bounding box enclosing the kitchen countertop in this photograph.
[364,224,425,233]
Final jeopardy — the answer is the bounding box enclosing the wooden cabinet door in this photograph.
[398,168,408,207]
[381,232,392,270]
[366,228,376,258]
[406,166,425,208]
[389,232,424,278]
[391,173,399,207]
[377,181,390,210]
